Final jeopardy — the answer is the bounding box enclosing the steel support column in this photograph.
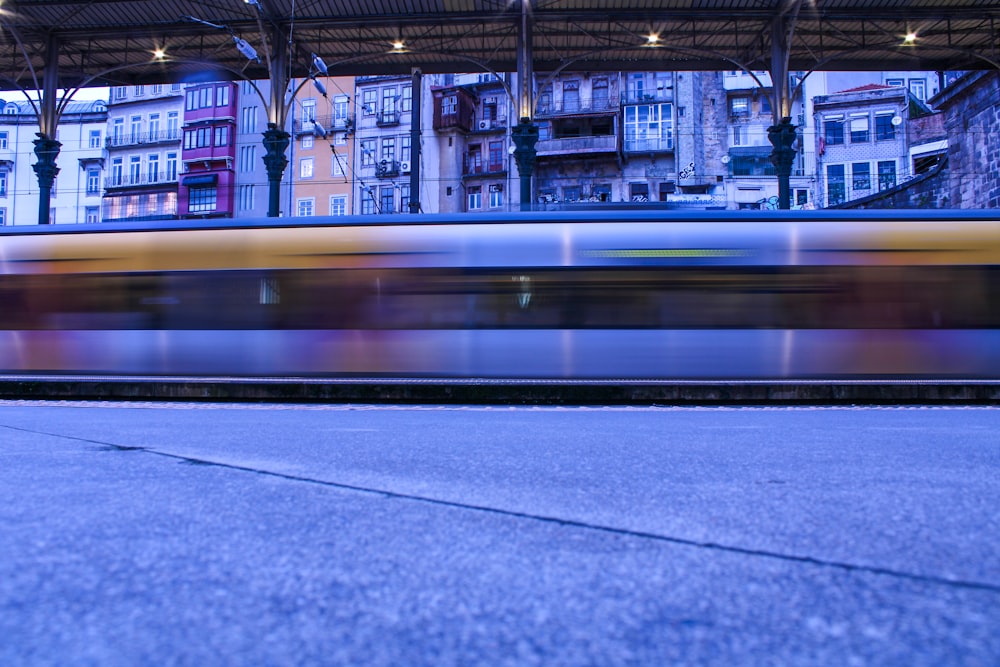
[513,0,537,211]
[767,3,801,210]
[33,34,61,224]
[408,68,422,213]
[260,24,291,217]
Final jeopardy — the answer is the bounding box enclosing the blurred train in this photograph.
[1,209,999,379]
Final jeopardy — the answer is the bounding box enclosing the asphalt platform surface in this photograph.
[1,401,998,666]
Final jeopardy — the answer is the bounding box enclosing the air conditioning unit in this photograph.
[400,161,411,173]
[478,120,490,130]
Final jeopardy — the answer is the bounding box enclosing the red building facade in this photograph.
[178,82,238,218]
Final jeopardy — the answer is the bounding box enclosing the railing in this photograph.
[106,129,181,149]
[622,90,673,105]
[375,160,399,178]
[463,158,506,176]
[536,135,618,155]
[291,115,354,135]
[535,97,618,116]
[624,137,674,153]
[471,117,508,132]
[376,110,402,127]
[104,172,179,188]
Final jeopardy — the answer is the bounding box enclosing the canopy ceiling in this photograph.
[0,1,997,92]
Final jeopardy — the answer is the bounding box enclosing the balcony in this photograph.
[471,117,508,133]
[106,129,181,149]
[535,97,618,117]
[536,134,618,157]
[375,160,400,178]
[104,171,179,189]
[622,90,673,105]
[462,158,506,177]
[292,114,354,136]
[624,137,674,153]
[376,109,402,127]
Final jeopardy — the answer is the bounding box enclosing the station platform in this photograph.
[1,375,999,405]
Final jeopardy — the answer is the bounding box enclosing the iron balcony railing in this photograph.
[106,129,181,149]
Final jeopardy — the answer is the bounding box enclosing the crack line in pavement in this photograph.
[7,423,1000,595]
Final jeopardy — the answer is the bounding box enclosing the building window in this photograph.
[147,154,160,182]
[87,168,101,194]
[0,171,7,197]
[114,86,126,100]
[167,112,179,139]
[302,98,316,123]
[296,198,315,217]
[908,79,927,102]
[329,195,346,216]
[402,85,412,113]
[886,78,905,88]
[467,185,482,210]
[380,186,395,214]
[0,131,8,149]
[300,157,314,179]
[400,185,410,213]
[85,206,99,223]
[111,158,123,185]
[129,156,141,183]
[489,184,503,208]
[732,125,747,146]
[382,88,397,116]
[852,162,871,192]
[878,160,896,191]
[112,118,124,145]
[730,97,750,116]
[332,151,345,177]
[361,188,375,214]
[148,113,160,139]
[826,164,846,206]
[0,207,5,225]
[216,85,230,107]
[134,85,143,96]
[242,106,258,133]
[401,136,411,163]
[381,138,395,162]
[875,113,896,141]
[301,135,314,150]
[240,145,257,172]
[624,103,674,152]
[334,96,349,126]
[562,80,580,112]
[166,153,178,181]
[849,115,870,143]
[151,84,162,95]
[592,78,609,109]
[239,184,255,211]
[188,187,217,212]
[212,126,227,147]
[824,117,844,145]
[489,141,504,171]
[362,89,377,115]
[442,94,457,116]
[360,140,376,167]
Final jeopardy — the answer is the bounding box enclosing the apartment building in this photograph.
[103,83,183,222]
[353,74,433,215]
[287,76,355,217]
[178,81,238,219]
[430,73,513,213]
[0,98,108,225]
[813,84,935,207]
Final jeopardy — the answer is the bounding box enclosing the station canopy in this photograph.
[0,1,997,92]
